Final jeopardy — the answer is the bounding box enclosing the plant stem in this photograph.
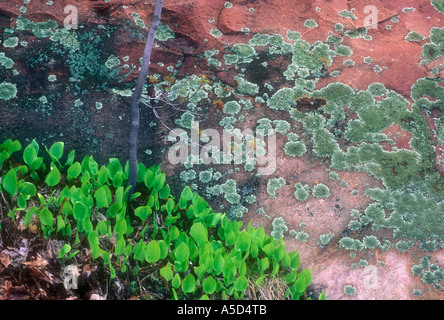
[128,0,164,199]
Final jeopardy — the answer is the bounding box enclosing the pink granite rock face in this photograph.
[0,0,442,300]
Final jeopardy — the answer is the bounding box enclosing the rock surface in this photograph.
[0,0,443,300]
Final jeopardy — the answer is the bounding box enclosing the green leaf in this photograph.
[159,184,171,200]
[45,166,60,187]
[137,163,147,183]
[134,206,152,221]
[165,198,175,214]
[29,157,43,171]
[23,144,37,165]
[226,231,236,246]
[175,242,190,262]
[223,259,236,285]
[319,290,327,300]
[213,254,225,275]
[172,274,181,289]
[190,222,208,248]
[299,268,312,286]
[2,168,17,196]
[181,186,193,201]
[108,158,123,179]
[73,201,89,221]
[66,250,79,260]
[0,150,9,168]
[145,240,161,263]
[39,208,53,227]
[17,193,27,209]
[56,215,65,232]
[260,257,269,273]
[158,240,169,259]
[49,142,64,160]
[234,275,248,292]
[154,172,165,191]
[112,172,123,187]
[115,237,125,256]
[96,220,108,236]
[289,251,300,271]
[97,166,109,185]
[114,218,127,235]
[144,170,154,188]
[262,242,275,257]
[234,231,251,252]
[94,186,110,208]
[67,162,81,181]
[293,275,307,294]
[19,182,37,198]
[238,260,247,276]
[109,262,116,279]
[182,274,196,293]
[65,150,75,167]
[202,276,217,295]
[58,244,71,259]
[160,264,174,281]
[87,228,99,244]
[24,207,39,228]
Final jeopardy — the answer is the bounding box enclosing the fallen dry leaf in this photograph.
[0,253,11,268]
[22,255,48,269]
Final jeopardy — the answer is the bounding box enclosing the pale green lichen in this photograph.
[343,285,357,296]
[338,9,357,20]
[304,19,318,28]
[335,45,353,57]
[249,33,270,46]
[156,23,175,41]
[312,183,331,198]
[0,82,17,101]
[223,101,241,115]
[319,233,334,247]
[284,141,307,157]
[267,177,286,199]
[271,217,288,240]
[295,231,309,242]
[3,37,19,48]
[273,120,290,135]
[405,31,425,42]
[0,53,14,69]
[210,29,223,38]
[294,183,310,201]
[105,54,120,69]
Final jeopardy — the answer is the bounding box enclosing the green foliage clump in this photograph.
[335,45,353,57]
[223,101,242,115]
[367,83,387,97]
[431,1,444,13]
[0,82,18,101]
[271,217,288,240]
[231,43,256,60]
[405,31,425,42]
[312,183,331,199]
[303,19,318,28]
[338,10,357,20]
[0,53,14,69]
[284,141,307,157]
[155,23,175,41]
[267,87,301,111]
[318,233,334,247]
[294,183,310,201]
[267,177,286,199]
[0,139,324,300]
[343,285,357,296]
